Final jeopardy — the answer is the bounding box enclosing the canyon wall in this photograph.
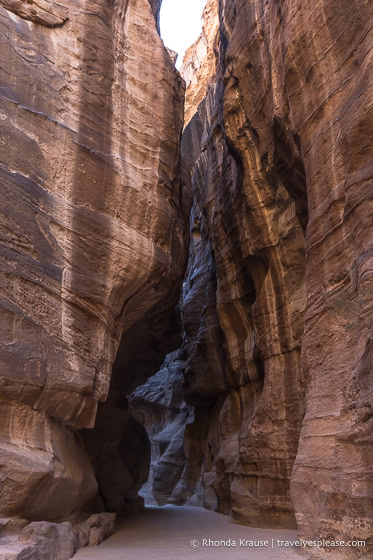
[215,1,373,554]
[180,0,219,127]
[138,0,373,558]
[0,0,372,558]
[0,0,188,556]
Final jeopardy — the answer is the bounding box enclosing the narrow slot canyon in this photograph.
[0,0,372,559]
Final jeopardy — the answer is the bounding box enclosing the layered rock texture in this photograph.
[0,0,187,557]
[0,513,116,560]
[180,0,219,127]
[1,0,372,558]
[136,0,373,559]
[130,351,194,506]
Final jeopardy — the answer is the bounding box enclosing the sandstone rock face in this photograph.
[181,105,306,528]
[130,351,194,506]
[0,0,187,541]
[179,12,306,532]
[180,0,219,127]
[0,0,68,27]
[0,513,116,560]
[0,401,97,521]
[81,289,188,514]
[1,0,372,557]
[176,0,373,555]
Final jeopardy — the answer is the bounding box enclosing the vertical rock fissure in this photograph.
[133,0,308,531]
[135,0,373,557]
[1,0,372,557]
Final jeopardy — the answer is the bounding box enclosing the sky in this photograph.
[160,0,207,68]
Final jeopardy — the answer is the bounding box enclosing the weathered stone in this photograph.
[0,401,98,521]
[0,0,187,552]
[19,522,76,559]
[180,0,219,127]
[0,513,116,560]
[175,0,373,555]
[0,518,29,539]
[130,351,194,506]
[84,513,116,547]
[0,0,68,27]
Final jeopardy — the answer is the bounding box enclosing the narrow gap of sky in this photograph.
[160,0,207,69]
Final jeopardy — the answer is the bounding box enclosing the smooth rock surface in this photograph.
[0,0,188,539]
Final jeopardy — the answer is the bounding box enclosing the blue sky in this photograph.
[160,0,207,68]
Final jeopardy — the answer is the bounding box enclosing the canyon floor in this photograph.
[73,506,303,559]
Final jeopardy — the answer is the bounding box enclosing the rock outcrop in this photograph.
[0,0,187,556]
[180,0,219,127]
[0,513,116,560]
[130,351,194,506]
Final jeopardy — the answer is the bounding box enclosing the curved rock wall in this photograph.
[181,77,306,531]
[216,0,373,551]
[130,351,194,506]
[0,0,187,530]
[1,0,372,557]
[165,0,372,555]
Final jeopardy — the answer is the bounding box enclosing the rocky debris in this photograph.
[0,0,188,552]
[0,513,116,560]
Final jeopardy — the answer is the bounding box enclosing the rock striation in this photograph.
[141,0,373,558]
[0,0,372,558]
[0,0,188,556]
[130,351,194,506]
[180,0,219,127]
[160,0,308,530]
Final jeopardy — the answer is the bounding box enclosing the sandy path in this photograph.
[73,505,303,559]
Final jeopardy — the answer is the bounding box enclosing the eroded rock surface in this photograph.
[130,351,194,506]
[0,0,68,27]
[180,0,219,127]
[160,0,373,556]
[0,513,116,560]
[0,0,187,555]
